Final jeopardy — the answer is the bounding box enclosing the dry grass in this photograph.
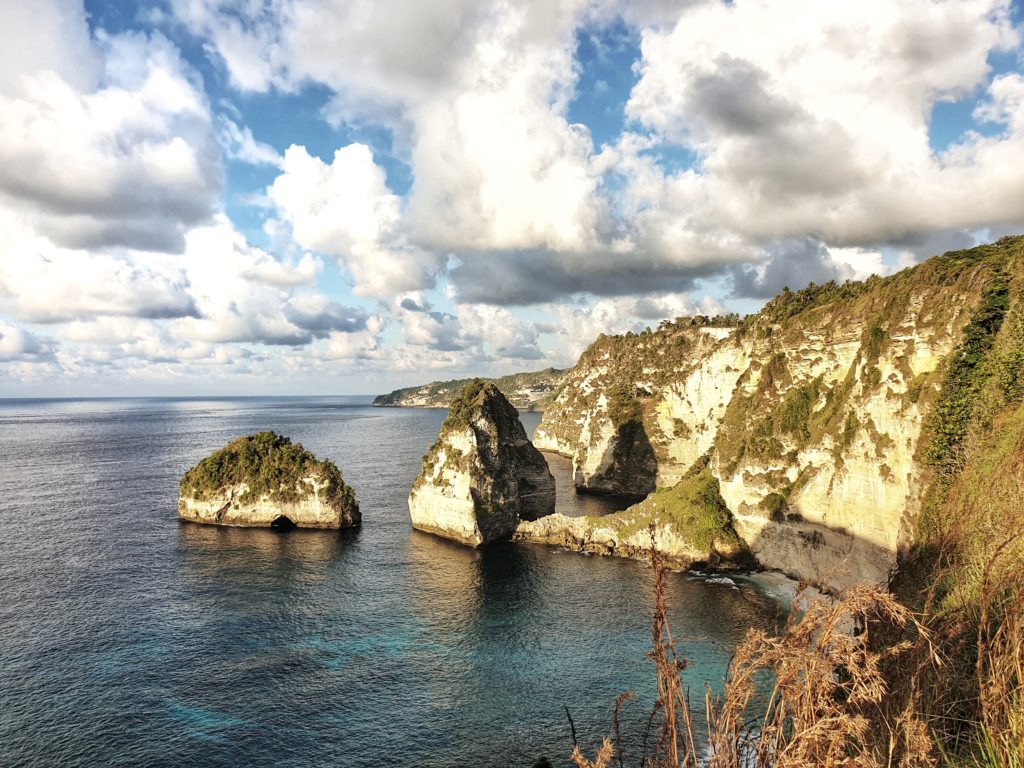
[571,542,1024,767]
[969,544,1024,768]
[571,542,943,768]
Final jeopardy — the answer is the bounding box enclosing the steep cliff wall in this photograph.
[536,237,1023,590]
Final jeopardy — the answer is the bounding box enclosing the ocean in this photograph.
[0,397,780,767]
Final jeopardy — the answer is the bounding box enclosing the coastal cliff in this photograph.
[409,379,555,546]
[535,237,1024,590]
[373,367,567,411]
[178,432,360,529]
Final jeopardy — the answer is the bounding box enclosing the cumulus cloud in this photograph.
[454,304,546,360]
[543,293,708,362]
[730,240,887,299]
[174,0,623,294]
[170,216,350,346]
[0,320,56,362]
[7,0,1024,392]
[401,310,469,352]
[0,0,101,94]
[0,24,221,252]
[0,210,199,323]
[268,144,441,299]
[625,0,1022,247]
[284,293,369,337]
[448,247,709,305]
[216,115,283,167]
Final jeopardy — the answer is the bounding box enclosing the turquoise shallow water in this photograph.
[0,397,781,767]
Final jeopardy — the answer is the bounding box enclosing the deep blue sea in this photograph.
[0,397,781,767]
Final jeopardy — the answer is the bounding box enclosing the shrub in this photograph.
[180,431,355,512]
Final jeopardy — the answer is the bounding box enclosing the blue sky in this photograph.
[1,0,1023,395]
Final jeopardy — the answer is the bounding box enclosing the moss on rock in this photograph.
[179,431,359,527]
[590,467,747,559]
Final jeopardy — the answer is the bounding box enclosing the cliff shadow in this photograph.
[740,513,899,594]
[540,449,634,518]
[578,415,657,500]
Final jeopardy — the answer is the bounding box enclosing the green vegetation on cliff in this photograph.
[414,379,509,487]
[372,367,567,411]
[588,463,748,561]
[539,235,1024,764]
[180,431,357,513]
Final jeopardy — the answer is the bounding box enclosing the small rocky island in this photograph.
[408,379,555,546]
[179,431,360,529]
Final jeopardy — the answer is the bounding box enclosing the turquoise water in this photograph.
[0,397,781,766]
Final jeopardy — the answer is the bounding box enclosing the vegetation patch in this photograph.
[779,377,822,444]
[593,467,746,556]
[923,263,1009,474]
[758,491,788,521]
[180,431,356,512]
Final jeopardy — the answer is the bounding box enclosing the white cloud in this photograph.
[544,293,713,362]
[216,115,283,167]
[170,216,335,345]
[624,0,1023,247]
[0,26,221,252]
[0,0,101,95]
[0,319,55,362]
[268,143,441,299]
[454,303,545,360]
[0,210,199,323]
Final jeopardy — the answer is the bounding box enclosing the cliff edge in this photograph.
[535,237,1024,591]
[178,431,360,529]
[408,379,555,546]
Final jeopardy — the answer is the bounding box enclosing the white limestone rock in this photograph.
[178,432,360,529]
[408,380,555,546]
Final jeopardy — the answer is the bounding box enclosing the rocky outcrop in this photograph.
[178,431,360,529]
[535,238,1024,591]
[408,379,556,546]
[373,367,567,412]
[514,466,750,570]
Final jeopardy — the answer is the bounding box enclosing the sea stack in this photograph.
[178,431,360,529]
[408,379,556,546]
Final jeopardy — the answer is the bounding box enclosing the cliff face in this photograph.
[536,238,1023,590]
[408,380,556,546]
[373,367,567,412]
[178,432,360,529]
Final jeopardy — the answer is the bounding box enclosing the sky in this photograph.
[1,0,1023,397]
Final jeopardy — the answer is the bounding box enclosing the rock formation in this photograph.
[408,379,556,546]
[514,463,750,570]
[179,431,360,529]
[373,367,567,412]
[533,237,1024,591]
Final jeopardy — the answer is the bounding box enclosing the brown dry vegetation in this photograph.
[571,541,1022,768]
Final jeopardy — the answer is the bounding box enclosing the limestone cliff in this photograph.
[408,379,556,546]
[373,367,567,412]
[179,431,360,529]
[535,237,1024,590]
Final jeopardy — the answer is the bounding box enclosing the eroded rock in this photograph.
[408,380,555,546]
[178,431,360,529]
